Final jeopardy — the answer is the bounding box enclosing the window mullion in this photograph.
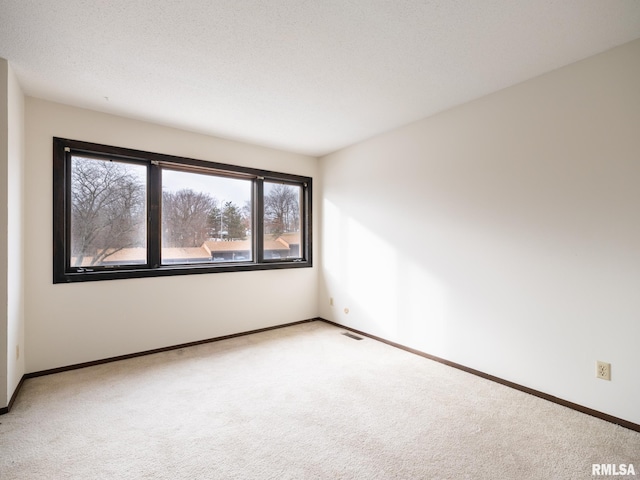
[148,162,161,268]
[255,178,264,263]
[303,181,312,262]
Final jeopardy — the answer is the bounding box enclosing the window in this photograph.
[53,138,312,283]
[161,169,253,265]
[264,182,303,260]
[70,155,147,267]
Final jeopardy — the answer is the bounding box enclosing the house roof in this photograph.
[204,235,292,253]
[71,248,147,266]
[276,232,300,247]
[204,240,251,253]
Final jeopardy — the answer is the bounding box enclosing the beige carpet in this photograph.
[1,321,638,479]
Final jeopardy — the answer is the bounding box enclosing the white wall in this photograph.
[319,39,640,424]
[0,57,24,410]
[6,61,25,404]
[25,98,318,373]
[0,59,8,407]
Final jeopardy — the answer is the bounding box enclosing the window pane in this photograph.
[264,182,302,259]
[70,156,147,267]
[161,169,252,264]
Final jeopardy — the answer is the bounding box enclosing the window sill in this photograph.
[54,260,312,284]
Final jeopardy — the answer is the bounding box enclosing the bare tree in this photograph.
[162,189,216,247]
[71,157,146,266]
[264,184,300,237]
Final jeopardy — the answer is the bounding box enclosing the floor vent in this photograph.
[342,332,363,341]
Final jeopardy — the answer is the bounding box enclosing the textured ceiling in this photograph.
[1,1,640,156]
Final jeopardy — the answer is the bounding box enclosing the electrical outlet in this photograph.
[344,307,350,314]
[16,345,19,360]
[329,297,334,306]
[596,361,611,381]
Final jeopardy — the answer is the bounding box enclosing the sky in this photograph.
[162,168,251,207]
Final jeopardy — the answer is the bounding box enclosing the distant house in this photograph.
[160,247,213,264]
[71,233,301,267]
[273,232,301,257]
[204,233,301,261]
[71,248,147,267]
[203,239,252,262]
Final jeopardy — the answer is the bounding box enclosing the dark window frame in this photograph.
[53,138,312,283]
